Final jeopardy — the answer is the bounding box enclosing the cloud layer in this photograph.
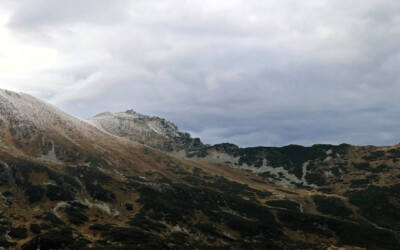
[0,0,399,146]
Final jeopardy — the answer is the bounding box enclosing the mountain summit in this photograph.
[89,109,204,153]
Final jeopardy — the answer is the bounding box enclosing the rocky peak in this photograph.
[89,110,204,153]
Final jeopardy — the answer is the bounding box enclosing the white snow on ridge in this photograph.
[89,109,184,139]
[0,89,110,138]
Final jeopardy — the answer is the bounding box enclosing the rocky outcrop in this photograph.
[89,110,205,153]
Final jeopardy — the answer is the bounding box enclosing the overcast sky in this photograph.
[0,0,399,147]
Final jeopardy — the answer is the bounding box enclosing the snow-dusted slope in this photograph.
[0,89,99,135]
[0,89,144,169]
[89,109,204,152]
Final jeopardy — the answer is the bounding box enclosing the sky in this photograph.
[0,0,399,147]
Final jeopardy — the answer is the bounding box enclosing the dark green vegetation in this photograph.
[351,162,390,175]
[1,159,81,204]
[305,171,327,186]
[22,228,78,250]
[89,225,169,249]
[46,184,75,201]
[0,143,399,249]
[350,178,371,188]
[346,185,400,230]
[189,143,352,187]
[277,210,399,250]
[196,143,351,175]
[266,199,301,212]
[9,227,28,239]
[24,185,45,202]
[231,144,340,176]
[353,162,371,171]
[313,195,352,218]
[370,163,389,173]
[362,150,386,161]
[66,166,116,202]
[0,215,22,247]
[64,206,88,225]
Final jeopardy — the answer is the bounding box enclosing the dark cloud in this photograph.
[6,0,129,29]
[1,0,400,146]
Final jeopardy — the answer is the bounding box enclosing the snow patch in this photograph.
[53,201,68,217]
[41,140,64,165]
[301,162,318,188]
[80,198,114,214]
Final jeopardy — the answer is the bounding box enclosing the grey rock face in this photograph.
[89,110,205,153]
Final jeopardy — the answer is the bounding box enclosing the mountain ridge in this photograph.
[88,108,400,190]
[0,89,399,249]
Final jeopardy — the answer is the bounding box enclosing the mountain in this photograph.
[0,89,399,249]
[90,109,400,191]
[88,110,204,153]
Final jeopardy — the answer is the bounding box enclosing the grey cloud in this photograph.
[1,0,400,146]
[6,0,129,29]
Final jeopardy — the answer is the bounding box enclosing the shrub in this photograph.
[85,183,116,202]
[277,210,399,249]
[353,162,370,171]
[170,232,189,244]
[128,216,167,232]
[222,212,261,237]
[305,172,326,186]
[124,203,133,211]
[66,166,111,184]
[330,167,341,176]
[46,185,75,201]
[0,240,16,248]
[350,179,370,188]
[22,227,75,250]
[64,207,88,225]
[89,224,112,232]
[43,212,64,225]
[362,151,385,161]
[313,195,352,218]
[24,185,46,203]
[9,226,28,239]
[347,185,400,230]
[101,226,166,247]
[370,164,389,173]
[30,224,41,234]
[195,223,218,236]
[266,200,301,212]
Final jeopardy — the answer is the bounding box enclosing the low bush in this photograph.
[305,172,326,186]
[347,185,400,230]
[353,162,370,171]
[30,224,41,234]
[313,195,352,218]
[350,179,370,188]
[266,200,301,212]
[43,212,64,225]
[22,227,75,250]
[85,183,116,202]
[277,210,399,249]
[24,185,46,203]
[9,226,28,239]
[128,216,167,232]
[46,185,75,201]
[64,207,88,225]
